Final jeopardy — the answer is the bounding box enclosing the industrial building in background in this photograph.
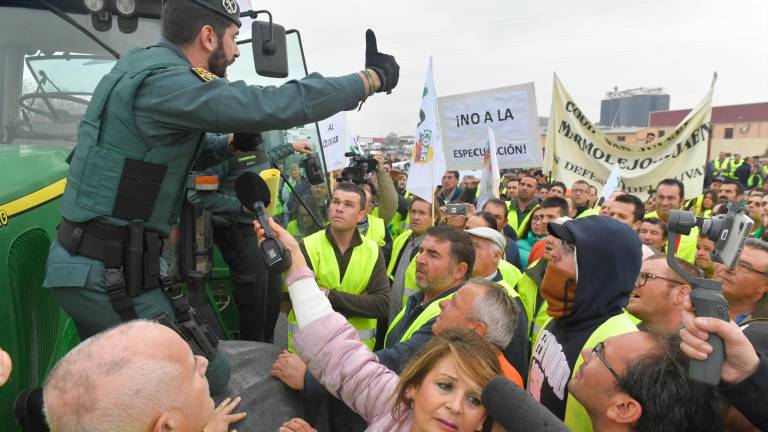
[599,86,670,127]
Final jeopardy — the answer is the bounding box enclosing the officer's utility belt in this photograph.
[57,218,162,293]
[57,218,219,360]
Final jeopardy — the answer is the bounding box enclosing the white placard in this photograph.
[438,83,542,170]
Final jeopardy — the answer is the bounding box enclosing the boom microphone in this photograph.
[235,172,292,273]
[481,377,569,432]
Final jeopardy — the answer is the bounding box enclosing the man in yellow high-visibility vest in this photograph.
[386,197,439,321]
[286,182,389,352]
[645,178,697,264]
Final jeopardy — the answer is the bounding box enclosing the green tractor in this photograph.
[0,1,330,430]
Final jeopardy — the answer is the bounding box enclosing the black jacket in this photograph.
[529,216,642,419]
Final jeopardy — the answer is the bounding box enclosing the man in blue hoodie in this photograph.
[528,216,642,431]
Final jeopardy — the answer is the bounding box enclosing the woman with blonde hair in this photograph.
[257,218,502,432]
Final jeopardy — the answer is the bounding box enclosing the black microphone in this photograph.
[481,377,569,432]
[235,172,292,273]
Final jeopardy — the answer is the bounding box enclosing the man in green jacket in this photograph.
[43,0,399,393]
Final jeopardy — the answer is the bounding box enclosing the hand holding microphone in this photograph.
[481,377,568,432]
[235,172,294,273]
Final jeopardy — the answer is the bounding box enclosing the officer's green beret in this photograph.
[188,0,241,27]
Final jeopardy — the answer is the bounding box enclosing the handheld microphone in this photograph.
[481,377,569,432]
[235,172,292,273]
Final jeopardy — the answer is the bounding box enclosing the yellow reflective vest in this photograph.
[644,211,697,264]
[385,292,454,346]
[514,259,550,345]
[287,231,379,351]
[727,159,744,179]
[365,214,386,247]
[387,229,419,309]
[576,206,600,219]
[498,259,523,287]
[385,280,521,346]
[531,313,638,432]
[508,203,539,238]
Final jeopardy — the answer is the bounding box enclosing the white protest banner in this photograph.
[406,57,446,203]
[543,74,714,200]
[438,83,541,170]
[600,163,623,202]
[476,128,502,211]
[318,112,359,173]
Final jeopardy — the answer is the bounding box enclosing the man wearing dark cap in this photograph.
[527,216,642,431]
[43,0,399,394]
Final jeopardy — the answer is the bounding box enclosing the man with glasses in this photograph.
[626,256,702,332]
[528,216,641,430]
[570,180,592,217]
[715,238,768,324]
[568,331,725,432]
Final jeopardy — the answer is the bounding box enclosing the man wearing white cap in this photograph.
[465,226,531,384]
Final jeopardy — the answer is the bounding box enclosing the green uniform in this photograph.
[44,38,366,394]
[187,136,291,342]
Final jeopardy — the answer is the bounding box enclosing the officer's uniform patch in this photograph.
[191,67,220,82]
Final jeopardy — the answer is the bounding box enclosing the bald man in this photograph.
[43,321,244,432]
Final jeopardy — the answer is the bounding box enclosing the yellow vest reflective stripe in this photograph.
[385,292,456,346]
[287,231,379,351]
[365,214,386,246]
[387,230,419,308]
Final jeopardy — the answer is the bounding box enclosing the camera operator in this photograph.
[188,133,313,343]
[338,154,398,221]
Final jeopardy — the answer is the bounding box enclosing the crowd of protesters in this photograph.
[10,153,767,432]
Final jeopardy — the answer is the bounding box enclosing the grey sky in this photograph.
[252,0,768,137]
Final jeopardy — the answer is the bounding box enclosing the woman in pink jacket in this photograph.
[256,218,502,432]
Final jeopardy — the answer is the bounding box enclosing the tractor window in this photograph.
[231,31,330,235]
[0,6,160,145]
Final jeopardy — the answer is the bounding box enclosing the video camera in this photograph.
[337,152,378,184]
[666,202,753,385]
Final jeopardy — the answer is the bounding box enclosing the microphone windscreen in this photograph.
[235,172,272,209]
[481,377,569,432]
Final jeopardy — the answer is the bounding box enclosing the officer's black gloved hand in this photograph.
[365,29,399,94]
[231,133,263,152]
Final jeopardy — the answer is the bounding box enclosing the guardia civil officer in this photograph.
[187,132,313,343]
[43,0,399,394]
